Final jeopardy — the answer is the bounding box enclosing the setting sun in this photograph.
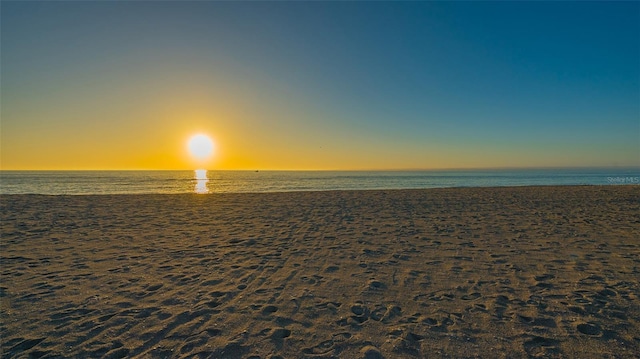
[187,134,215,161]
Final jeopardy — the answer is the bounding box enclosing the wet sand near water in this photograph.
[1,186,639,358]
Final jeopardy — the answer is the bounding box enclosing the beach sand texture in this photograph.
[1,186,639,358]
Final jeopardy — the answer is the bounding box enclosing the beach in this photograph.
[1,186,639,358]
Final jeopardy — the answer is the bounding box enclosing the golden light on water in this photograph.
[195,169,207,180]
[194,169,209,194]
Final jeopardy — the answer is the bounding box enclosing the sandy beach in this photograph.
[1,186,639,358]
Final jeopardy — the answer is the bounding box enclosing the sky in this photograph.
[1,1,639,170]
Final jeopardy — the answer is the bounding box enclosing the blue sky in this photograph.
[2,1,638,170]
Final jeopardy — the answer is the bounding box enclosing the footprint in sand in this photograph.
[460,292,481,300]
[324,265,340,273]
[517,314,557,328]
[209,290,227,297]
[534,274,555,281]
[360,345,385,359]
[146,283,163,291]
[577,322,601,336]
[598,288,617,297]
[303,339,335,355]
[7,338,45,354]
[422,317,438,325]
[370,306,387,321]
[350,304,370,323]
[270,328,291,339]
[316,301,342,311]
[302,332,351,355]
[367,280,386,290]
[261,305,278,315]
[382,305,402,323]
[523,336,560,357]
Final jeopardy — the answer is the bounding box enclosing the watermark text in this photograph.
[606,176,639,184]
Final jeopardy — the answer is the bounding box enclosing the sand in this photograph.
[1,186,639,358]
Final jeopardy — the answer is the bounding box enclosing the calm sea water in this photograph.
[0,169,638,195]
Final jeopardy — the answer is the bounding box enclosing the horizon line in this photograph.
[1,165,639,172]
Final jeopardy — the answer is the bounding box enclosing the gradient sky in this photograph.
[2,1,639,170]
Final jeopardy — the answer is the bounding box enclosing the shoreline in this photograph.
[1,183,638,196]
[2,185,639,358]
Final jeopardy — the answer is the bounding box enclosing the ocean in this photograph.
[0,169,638,195]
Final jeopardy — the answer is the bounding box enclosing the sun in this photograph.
[187,134,215,160]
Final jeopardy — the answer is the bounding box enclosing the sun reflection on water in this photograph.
[194,169,209,194]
